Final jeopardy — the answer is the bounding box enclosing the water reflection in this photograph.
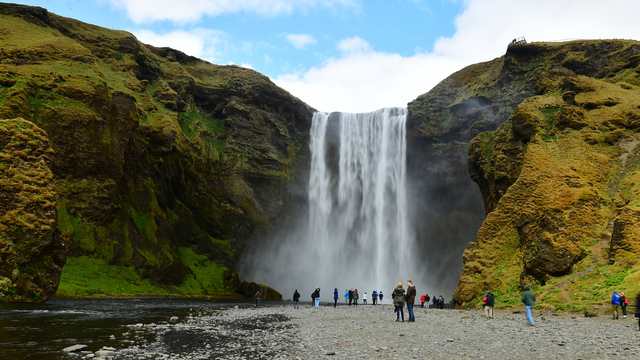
[0,297,253,360]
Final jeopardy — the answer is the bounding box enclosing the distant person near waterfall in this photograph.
[363,292,367,305]
[405,280,416,322]
[349,289,353,306]
[312,287,320,307]
[353,289,359,306]
[333,288,339,308]
[372,290,378,305]
[379,291,383,304]
[254,291,261,307]
[393,282,405,322]
[293,290,300,309]
[344,289,349,304]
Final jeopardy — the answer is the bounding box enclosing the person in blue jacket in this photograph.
[612,290,621,319]
[333,288,339,307]
[344,289,349,305]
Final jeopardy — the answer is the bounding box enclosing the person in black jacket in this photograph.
[293,290,300,309]
[635,292,640,330]
[483,292,495,319]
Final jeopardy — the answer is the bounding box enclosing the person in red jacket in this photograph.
[420,294,426,308]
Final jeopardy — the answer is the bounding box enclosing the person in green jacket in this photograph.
[353,289,359,306]
[521,285,536,326]
[393,282,405,322]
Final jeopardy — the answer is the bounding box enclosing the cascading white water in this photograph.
[244,107,423,302]
[308,108,413,291]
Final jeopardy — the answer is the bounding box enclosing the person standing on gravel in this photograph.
[611,290,621,319]
[372,290,378,305]
[635,292,640,330]
[521,285,536,326]
[379,291,383,304]
[353,289,359,306]
[293,290,300,309]
[254,291,262,307]
[393,282,406,322]
[333,288,339,308]
[483,292,495,319]
[312,287,320,307]
[405,280,416,322]
[344,289,349,305]
[620,292,628,318]
[363,292,368,305]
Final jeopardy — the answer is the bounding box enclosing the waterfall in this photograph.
[243,107,422,301]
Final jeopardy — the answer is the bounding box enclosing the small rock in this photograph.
[63,344,88,353]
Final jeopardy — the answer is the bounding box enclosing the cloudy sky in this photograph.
[13,0,640,112]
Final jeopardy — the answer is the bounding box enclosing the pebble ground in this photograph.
[69,303,640,360]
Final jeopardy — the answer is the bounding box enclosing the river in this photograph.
[0,297,255,360]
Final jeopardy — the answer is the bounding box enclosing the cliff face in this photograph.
[445,40,640,307]
[0,118,65,302]
[0,4,312,301]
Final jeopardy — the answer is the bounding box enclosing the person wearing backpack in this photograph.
[483,292,495,319]
[620,292,628,318]
[392,282,405,322]
[612,290,621,319]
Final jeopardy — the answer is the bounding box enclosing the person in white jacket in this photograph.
[363,292,367,305]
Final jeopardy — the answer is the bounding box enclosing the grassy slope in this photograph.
[457,40,640,311]
[0,6,300,299]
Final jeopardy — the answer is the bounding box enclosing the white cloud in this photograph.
[131,28,228,62]
[286,34,317,49]
[337,36,371,55]
[274,0,640,113]
[108,0,360,23]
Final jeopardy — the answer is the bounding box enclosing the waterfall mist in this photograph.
[242,108,430,301]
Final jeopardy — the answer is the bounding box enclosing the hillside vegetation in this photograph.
[448,40,640,311]
[0,4,311,301]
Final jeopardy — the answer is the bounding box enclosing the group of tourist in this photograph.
[478,287,640,329]
[338,288,383,307]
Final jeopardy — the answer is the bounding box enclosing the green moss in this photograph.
[176,247,228,294]
[57,256,170,296]
[57,201,97,253]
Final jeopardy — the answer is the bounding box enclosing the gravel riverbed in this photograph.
[65,303,640,360]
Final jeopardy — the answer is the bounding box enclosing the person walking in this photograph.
[254,291,262,307]
[521,285,536,326]
[333,288,339,308]
[612,290,621,319]
[363,292,368,305]
[405,280,416,322]
[312,287,321,307]
[620,292,628,318]
[353,289,359,306]
[483,292,495,319]
[379,291,383,304]
[293,289,300,309]
[392,282,405,322]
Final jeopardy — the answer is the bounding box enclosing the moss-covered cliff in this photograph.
[0,4,312,301]
[412,39,640,309]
